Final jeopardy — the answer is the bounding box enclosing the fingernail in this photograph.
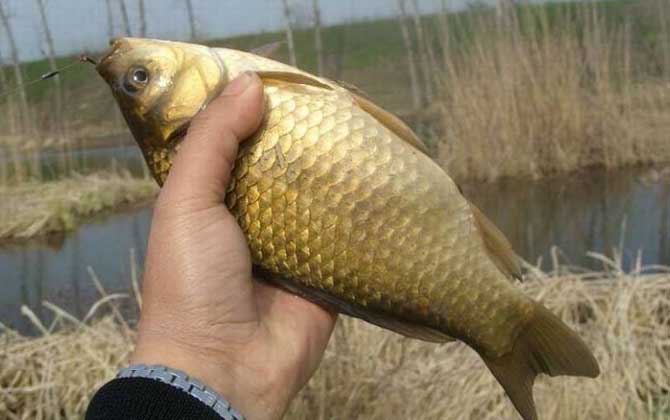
[223,72,254,96]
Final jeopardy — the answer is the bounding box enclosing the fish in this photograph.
[96,38,599,420]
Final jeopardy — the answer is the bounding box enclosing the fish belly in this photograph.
[225,82,533,357]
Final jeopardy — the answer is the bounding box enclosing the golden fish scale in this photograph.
[225,83,533,357]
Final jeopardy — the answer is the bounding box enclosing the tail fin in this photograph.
[482,304,600,420]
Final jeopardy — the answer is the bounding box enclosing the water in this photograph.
[1,156,669,334]
[461,170,670,271]
[0,207,152,333]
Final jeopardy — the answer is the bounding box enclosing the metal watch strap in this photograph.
[117,364,245,420]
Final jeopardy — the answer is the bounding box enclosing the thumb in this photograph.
[162,72,265,208]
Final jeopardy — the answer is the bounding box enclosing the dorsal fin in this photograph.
[350,93,431,155]
[250,41,284,59]
[334,80,373,101]
[469,203,522,281]
[255,71,431,156]
[256,70,333,90]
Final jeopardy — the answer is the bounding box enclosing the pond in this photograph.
[461,169,670,271]
[1,148,669,334]
[0,207,152,333]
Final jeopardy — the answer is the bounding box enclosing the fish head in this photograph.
[96,38,227,184]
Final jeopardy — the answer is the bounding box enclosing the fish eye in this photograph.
[132,68,149,84]
[123,66,150,94]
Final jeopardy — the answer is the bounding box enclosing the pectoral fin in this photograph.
[254,266,454,343]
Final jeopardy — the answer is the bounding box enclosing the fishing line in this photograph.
[0,54,98,99]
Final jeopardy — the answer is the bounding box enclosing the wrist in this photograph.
[131,333,293,420]
[116,365,245,419]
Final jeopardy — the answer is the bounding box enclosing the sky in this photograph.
[0,0,479,63]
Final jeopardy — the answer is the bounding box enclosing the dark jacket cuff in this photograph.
[86,377,222,420]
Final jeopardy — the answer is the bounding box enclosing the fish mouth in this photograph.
[96,38,144,82]
[97,39,125,70]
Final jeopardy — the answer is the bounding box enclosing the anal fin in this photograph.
[469,203,522,281]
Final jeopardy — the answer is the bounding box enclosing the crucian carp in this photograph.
[96,38,599,420]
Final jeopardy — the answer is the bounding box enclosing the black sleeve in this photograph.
[85,377,222,420]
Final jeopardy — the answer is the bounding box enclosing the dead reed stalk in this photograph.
[433,2,670,181]
[281,0,298,68]
[397,0,423,111]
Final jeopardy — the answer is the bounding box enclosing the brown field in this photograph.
[1,257,669,419]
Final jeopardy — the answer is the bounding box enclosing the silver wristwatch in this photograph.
[117,364,245,420]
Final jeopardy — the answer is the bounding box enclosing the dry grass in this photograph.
[1,258,669,419]
[0,171,157,240]
[430,1,670,181]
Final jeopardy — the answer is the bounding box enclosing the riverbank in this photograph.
[0,171,157,241]
[1,264,668,419]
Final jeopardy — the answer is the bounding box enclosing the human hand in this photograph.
[131,72,337,420]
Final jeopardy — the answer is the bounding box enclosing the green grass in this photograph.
[9,56,95,103]
[1,15,415,110]
[211,17,410,73]
[0,12,424,148]
[2,17,409,102]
